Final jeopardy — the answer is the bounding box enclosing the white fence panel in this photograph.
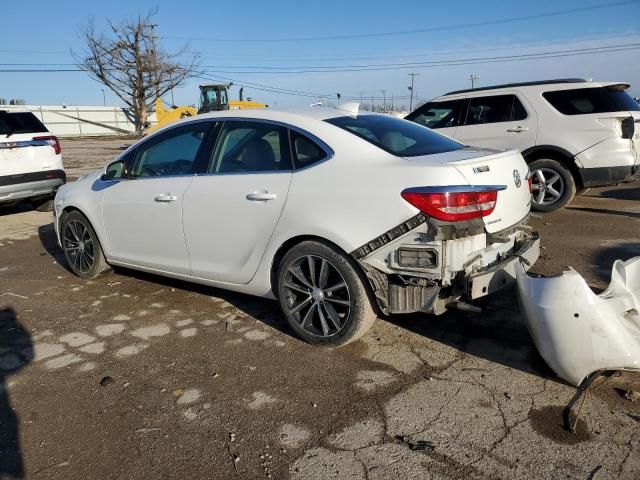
[0,104,157,137]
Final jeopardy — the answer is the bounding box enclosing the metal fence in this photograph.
[0,104,157,137]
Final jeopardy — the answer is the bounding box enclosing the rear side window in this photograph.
[290,131,327,169]
[209,121,291,173]
[406,100,465,129]
[543,86,640,115]
[0,111,48,135]
[464,95,527,125]
[326,114,464,157]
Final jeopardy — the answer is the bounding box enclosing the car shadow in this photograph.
[0,201,35,217]
[590,241,640,282]
[566,206,640,219]
[0,307,33,479]
[383,287,557,380]
[37,224,553,381]
[37,224,66,265]
[587,187,640,201]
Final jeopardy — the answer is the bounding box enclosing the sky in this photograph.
[1,0,640,110]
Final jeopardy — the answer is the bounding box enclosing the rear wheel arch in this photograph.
[522,146,583,188]
[269,235,372,299]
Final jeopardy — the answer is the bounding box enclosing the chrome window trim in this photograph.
[108,116,335,178]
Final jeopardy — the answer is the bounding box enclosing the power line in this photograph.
[2,43,638,75]
[163,1,640,43]
[195,43,640,73]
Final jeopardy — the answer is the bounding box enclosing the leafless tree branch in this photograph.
[73,11,199,134]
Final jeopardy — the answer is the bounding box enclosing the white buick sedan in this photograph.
[54,105,540,346]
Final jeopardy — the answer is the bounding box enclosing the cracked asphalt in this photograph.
[1,138,639,479]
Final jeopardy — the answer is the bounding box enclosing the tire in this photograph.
[60,211,110,279]
[528,158,576,212]
[276,240,377,347]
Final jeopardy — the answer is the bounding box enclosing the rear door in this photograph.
[453,93,537,152]
[183,120,292,284]
[405,99,467,139]
[0,112,58,175]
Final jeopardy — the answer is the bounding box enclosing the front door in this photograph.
[101,121,211,275]
[183,120,292,284]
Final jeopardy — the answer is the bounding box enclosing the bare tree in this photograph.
[75,12,199,134]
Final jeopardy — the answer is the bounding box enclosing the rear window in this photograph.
[325,114,464,157]
[0,111,48,136]
[543,86,640,115]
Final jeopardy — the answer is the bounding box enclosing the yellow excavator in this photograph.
[147,83,267,134]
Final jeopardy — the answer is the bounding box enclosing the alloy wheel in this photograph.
[63,219,95,274]
[531,167,565,207]
[282,255,351,338]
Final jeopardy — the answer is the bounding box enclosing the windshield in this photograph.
[543,85,640,115]
[0,111,48,136]
[325,114,464,157]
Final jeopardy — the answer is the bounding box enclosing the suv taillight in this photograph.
[401,187,502,222]
[33,135,61,155]
[621,116,635,139]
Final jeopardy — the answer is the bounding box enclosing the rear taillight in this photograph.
[33,135,61,155]
[401,186,504,222]
[621,116,635,139]
[527,172,533,193]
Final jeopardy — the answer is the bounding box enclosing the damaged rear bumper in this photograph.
[516,257,640,387]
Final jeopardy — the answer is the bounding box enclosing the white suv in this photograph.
[406,79,640,211]
[0,110,65,208]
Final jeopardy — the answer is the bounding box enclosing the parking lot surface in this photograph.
[1,138,639,479]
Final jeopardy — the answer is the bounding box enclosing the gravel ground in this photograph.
[0,137,639,479]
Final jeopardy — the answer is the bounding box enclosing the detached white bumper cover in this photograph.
[516,257,640,387]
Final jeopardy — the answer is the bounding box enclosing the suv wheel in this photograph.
[529,159,576,212]
[60,211,110,279]
[276,240,377,347]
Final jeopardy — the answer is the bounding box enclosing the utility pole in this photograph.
[391,94,394,112]
[469,74,479,89]
[381,90,387,113]
[100,88,106,106]
[371,96,374,112]
[408,73,419,111]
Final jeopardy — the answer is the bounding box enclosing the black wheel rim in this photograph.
[282,255,351,338]
[63,220,95,274]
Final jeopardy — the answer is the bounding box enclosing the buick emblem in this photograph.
[513,170,521,188]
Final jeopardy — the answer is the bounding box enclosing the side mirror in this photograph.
[101,160,125,181]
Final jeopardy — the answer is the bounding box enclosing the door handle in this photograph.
[154,194,177,202]
[507,126,529,133]
[246,192,277,201]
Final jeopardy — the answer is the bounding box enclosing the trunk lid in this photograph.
[405,149,531,233]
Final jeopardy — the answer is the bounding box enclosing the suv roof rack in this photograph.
[444,78,587,96]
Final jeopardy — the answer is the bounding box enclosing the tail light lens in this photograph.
[401,187,503,221]
[621,116,635,139]
[33,135,61,155]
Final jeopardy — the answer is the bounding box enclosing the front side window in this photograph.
[406,100,465,129]
[290,130,328,169]
[543,85,640,115]
[464,95,526,125]
[209,121,291,173]
[326,114,464,157]
[129,123,209,178]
